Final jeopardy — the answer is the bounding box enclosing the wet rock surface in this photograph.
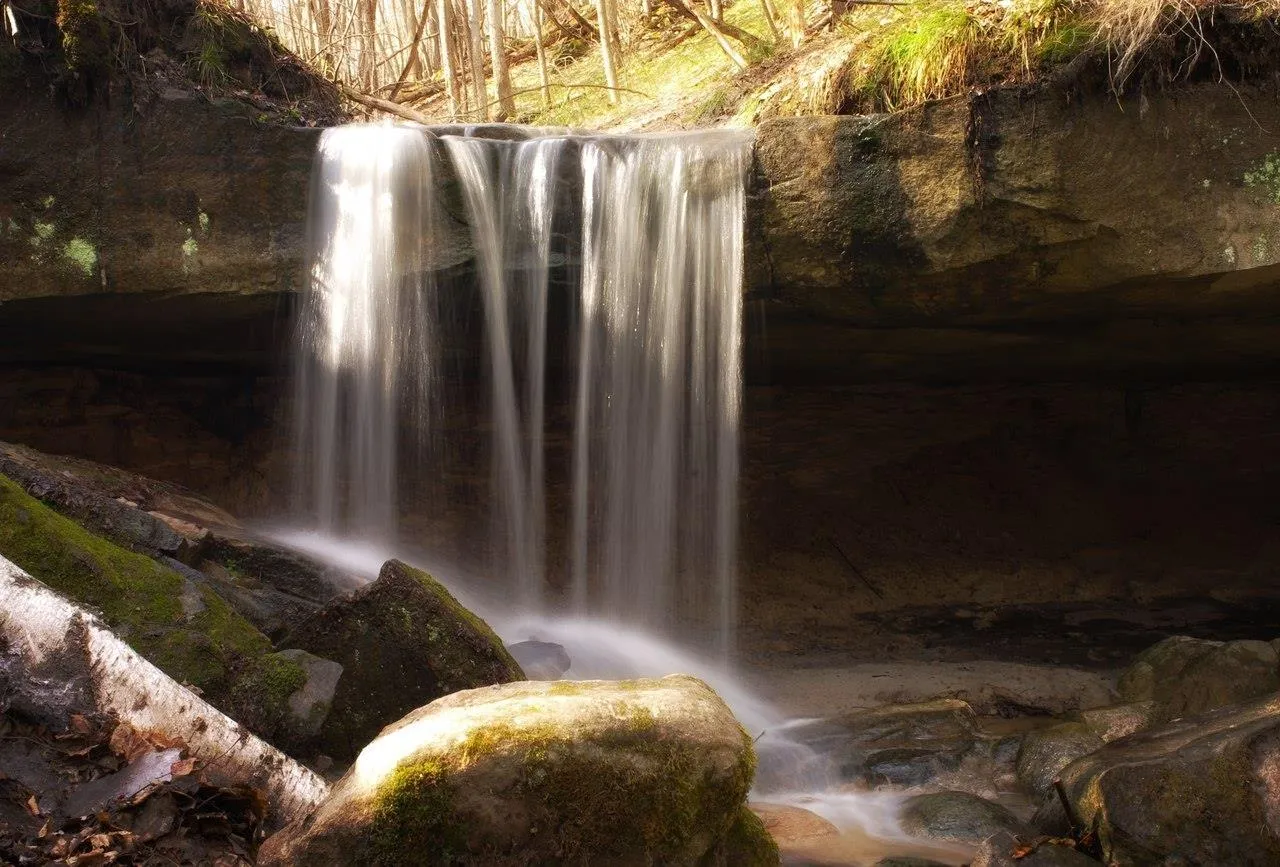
[258,676,771,866]
[1015,723,1104,797]
[972,832,1101,866]
[506,639,571,680]
[898,791,1029,845]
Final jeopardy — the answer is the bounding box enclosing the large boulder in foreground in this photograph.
[1060,693,1280,865]
[284,559,525,759]
[258,676,775,866]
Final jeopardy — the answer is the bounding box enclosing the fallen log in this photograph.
[0,554,330,828]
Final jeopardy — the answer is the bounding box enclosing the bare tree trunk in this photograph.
[362,0,378,91]
[593,0,619,104]
[390,0,432,99]
[662,0,749,68]
[759,0,782,42]
[486,0,515,117]
[533,0,552,107]
[466,0,487,120]
[437,0,461,117]
[788,0,805,47]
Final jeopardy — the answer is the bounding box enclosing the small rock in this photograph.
[898,791,1029,844]
[749,802,838,845]
[277,649,343,739]
[1077,701,1154,742]
[506,639,571,680]
[1015,722,1102,796]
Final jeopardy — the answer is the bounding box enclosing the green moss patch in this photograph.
[0,472,270,699]
[369,759,464,866]
[225,652,308,741]
[367,704,758,865]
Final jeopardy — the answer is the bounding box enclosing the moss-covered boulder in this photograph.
[257,675,773,867]
[225,649,343,754]
[0,472,269,702]
[1118,635,1280,723]
[283,559,524,760]
[1059,693,1280,865]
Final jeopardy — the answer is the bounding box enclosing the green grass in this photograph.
[847,0,1088,111]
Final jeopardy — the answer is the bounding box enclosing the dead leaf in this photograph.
[25,793,41,816]
[169,757,197,777]
[69,714,93,735]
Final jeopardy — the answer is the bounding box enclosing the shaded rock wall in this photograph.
[752,83,1280,381]
[3,81,1280,619]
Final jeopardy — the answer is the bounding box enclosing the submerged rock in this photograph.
[1015,722,1103,796]
[257,675,773,866]
[803,699,983,787]
[1060,693,1280,865]
[749,802,839,846]
[284,559,525,759]
[898,791,1029,845]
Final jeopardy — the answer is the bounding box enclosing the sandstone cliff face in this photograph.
[1,87,318,307]
[751,83,1280,381]
[4,81,1279,381]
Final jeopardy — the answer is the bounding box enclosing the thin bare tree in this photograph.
[486,0,515,117]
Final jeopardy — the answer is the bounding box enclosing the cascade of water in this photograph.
[443,135,566,611]
[291,124,441,545]
[290,124,750,654]
[573,132,750,657]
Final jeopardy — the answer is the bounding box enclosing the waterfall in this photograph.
[572,133,748,657]
[289,123,751,653]
[291,125,441,545]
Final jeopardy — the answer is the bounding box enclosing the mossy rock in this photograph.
[0,472,269,703]
[258,676,773,866]
[1060,693,1280,865]
[284,559,525,760]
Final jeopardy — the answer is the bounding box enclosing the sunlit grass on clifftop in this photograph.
[498,0,1280,129]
